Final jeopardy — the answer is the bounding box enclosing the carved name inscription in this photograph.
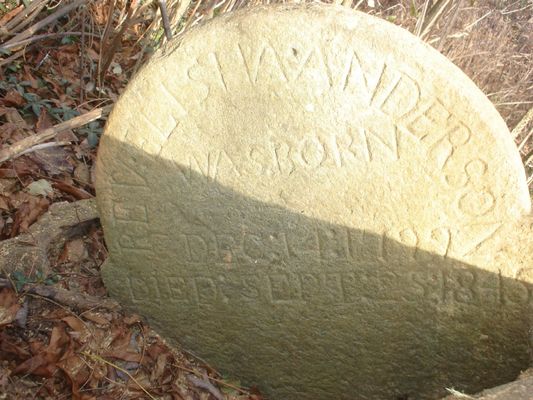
[125,268,532,307]
[115,223,531,307]
[113,218,504,263]
[153,42,497,222]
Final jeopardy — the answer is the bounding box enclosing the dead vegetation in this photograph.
[0,0,532,399]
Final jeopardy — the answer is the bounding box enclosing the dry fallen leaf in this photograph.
[35,109,54,131]
[31,146,74,176]
[0,289,21,327]
[52,181,93,200]
[26,179,54,197]
[2,90,25,107]
[58,238,88,263]
[10,196,49,237]
[82,311,111,326]
[13,324,70,377]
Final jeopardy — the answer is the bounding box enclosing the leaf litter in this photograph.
[0,0,263,397]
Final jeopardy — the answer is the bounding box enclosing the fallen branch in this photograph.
[1,31,99,51]
[0,49,25,67]
[18,141,71,158]
[0,105,112,164]
[1,0,86,48]
[0,278,121,311]
[512,106,533,143]
[158,0,173,40]
[2,1,48,41]
[2,0,47,35]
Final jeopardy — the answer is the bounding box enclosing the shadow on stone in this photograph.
[97,137,532,400]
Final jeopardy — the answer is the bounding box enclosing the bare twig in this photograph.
[80,7,87,104]
[437,0,462,51]
[82,352,158,400]
[2,0,86,49]
[0,105,112,164]
[512,107,533,141]
[174,0,194,27]
[18,141,72,158]
[97,0,117,89]
[183,0,203,32]
[0,31,99,51]
[0,49,25,67]
[6,2,48,37]
[518,129,533,154]
[353,0,366,9]
[99,3,133,84]
[415,0,432,37]
[2,0,48,37]
[421,0,453,40]
[524,149,533,167]
[445,387,475,399]
[0,278,120,311]
[462,9,492,32]
[159,0,173,40]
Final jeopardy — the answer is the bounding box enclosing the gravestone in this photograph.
[95,4,533,399]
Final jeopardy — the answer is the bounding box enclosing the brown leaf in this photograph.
[0,366,9,387]
[35,109,54,131]
[123,314,142,325]
[0,289,20,327]
[0,123,19,142]
[2,90,25,107]
[0,4,23,25]
[12,157,40,177]
[22,66,38,90]
[8,191,34,208]
[151,353,169,382]
[10,196,49,236]
[0,169,18,179]
[56,129,78,142]
[31,146,74,176]
[82,311,111,326]
[58,238,89,263]
[62,316,85,333]
[52,181,92,200]
[0,195,9,210]
[0,178,18,195]
[4,108,27,128]
[0,332,31,359]
[74,163,91,184]
[12,354,52,377]
[57,353,90,399]
[47,325,70,360]
[103,349,142,363]
[62,316,90,343]
[13,325,72,377]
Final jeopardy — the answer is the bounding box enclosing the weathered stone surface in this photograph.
[442,368,533,399]
[0,199,98,276]
[95,4,532,399]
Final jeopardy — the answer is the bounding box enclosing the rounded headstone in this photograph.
[96,4,532,399]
